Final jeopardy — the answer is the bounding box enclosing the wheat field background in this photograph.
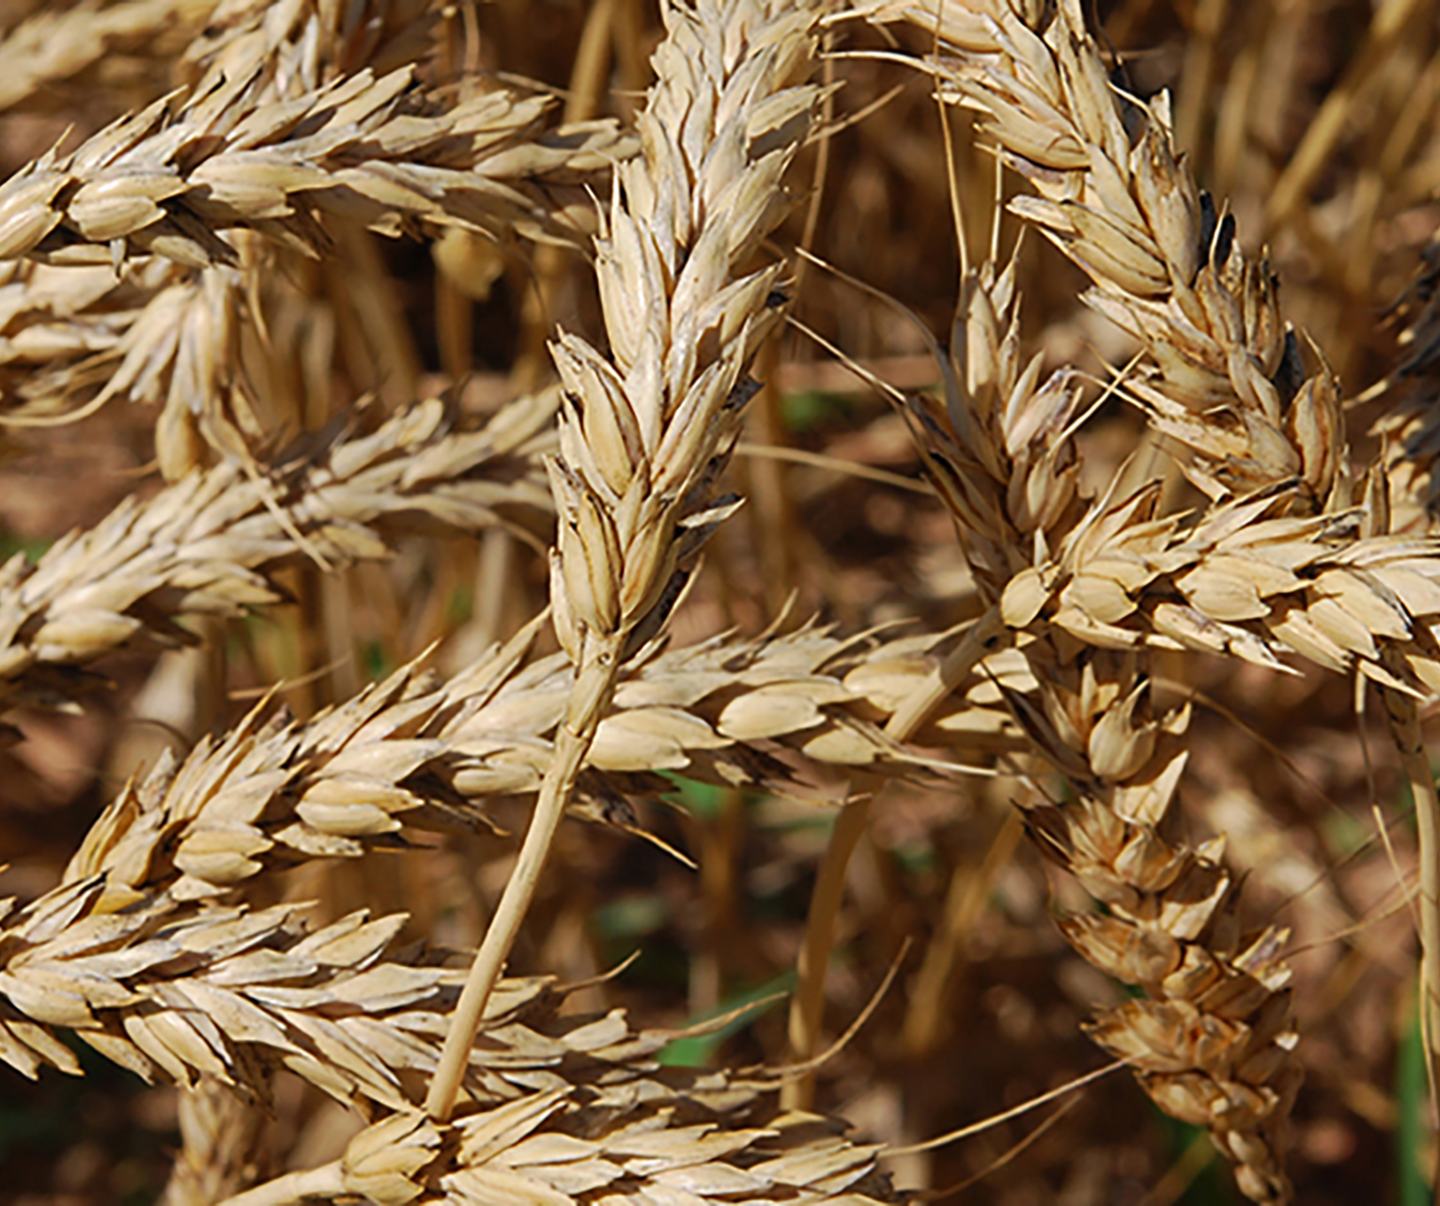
[0,0,1437,1202]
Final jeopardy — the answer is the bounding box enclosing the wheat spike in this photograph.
[999,480,1440,695]
[1007,649,1299,1203]
[0,879,708,1111]
[0,22,626,472]
[429,0,827,1117]
[879,0,1345,507]
[896,252,1301,1199]
[65,610,1016,910]
[0,389,556,710]
[905,254,1088,604]
[0,0,210,115]
[223,1090,899,1205]
[0,67,631,269]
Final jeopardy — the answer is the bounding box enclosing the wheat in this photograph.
[998,482,1440,693]
[428,0,826,1117]
[67,610,1016,911]
[898,255,1301,1200]
[225,1090,899,1205]
[878,0,1346,509]
[163,1079,272,1206]
[1008,652,1299,1203]
[0,46,630,471]
[0,389,555,710]
[0,0,1430,1198]
[0,880,700,1111]
[0,66,631,270]
[0,0,210,115]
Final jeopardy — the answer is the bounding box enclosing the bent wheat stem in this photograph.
[1384,684,1440,1105]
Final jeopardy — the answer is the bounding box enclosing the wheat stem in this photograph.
[1384,685,1440,1113]
[425,638,620,1119]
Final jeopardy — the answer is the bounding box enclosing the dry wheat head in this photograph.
[0,390,556,710]
[881,0,1345,508]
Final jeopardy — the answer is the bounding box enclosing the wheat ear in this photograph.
[0,68,631,269]
[0,877,728,1112]
[0,389,556,711]
[884,250,1301,1198]
[426,0,825,1119]
[998,481,1440,694]
[180,0,439,99]
[906,3,1440,1122]
[0,0,208,115]
[879,0,1346,507]
[223,1087,900,1205]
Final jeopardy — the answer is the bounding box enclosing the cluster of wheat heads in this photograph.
[2,0,1440,1201]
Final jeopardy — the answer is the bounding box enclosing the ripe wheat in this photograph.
[0,0,1432,1201]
